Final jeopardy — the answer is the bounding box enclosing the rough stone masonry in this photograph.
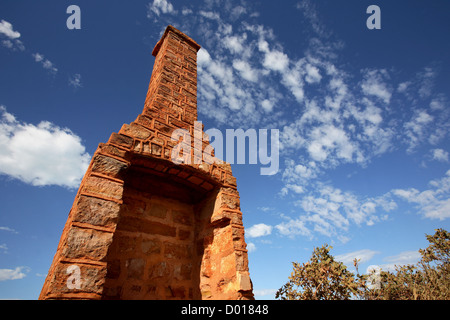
[39,25,254,300]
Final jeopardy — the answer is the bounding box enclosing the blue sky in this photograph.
[0,0,449,299]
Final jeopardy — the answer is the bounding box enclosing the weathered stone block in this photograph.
[237,272,252,292]
[120,123,152,140]
[174,263,192,281]
[149,261,172,279]
[177,228,191,240]
[172,209,193,226]
[151,143,162,156]
[118,216,176,237]
[141,238,161,254]
[91,154,128,179]
[146,202,167,219]
[218,193,240,210]
[164,242,192,260]
[108,132,134,149]
[126,258,145,279]
[62,227,113,261]
[82,176,123,200]
[48,263,106,296]
[74,195,120,228]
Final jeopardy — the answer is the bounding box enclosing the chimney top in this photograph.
[152,25,201,57]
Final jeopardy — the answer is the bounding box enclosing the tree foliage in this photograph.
[276,228,450,300]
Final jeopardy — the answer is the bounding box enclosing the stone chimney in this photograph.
[39,25,254,300]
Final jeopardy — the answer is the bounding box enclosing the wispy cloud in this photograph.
[246,242,256,253]
[335,249,380,266]
[32,53,58,74]
[295,0,331,38]
[147,0,176,19]
[275,216,312,239]
[0,106,90,189]
[0,20,20,39]
[360,69,392,104]
[380,250,421,272]
[392,169,450,220]
[253,288,277,298]
[147,0,450,241]
[0,244,7,253]
[0,19,24,51]
[0,266,29,281]
[246,223,273,238]
[276,180,395,242]
[431,148,449,162]
[69,73,82,89]
[0,226,18,234]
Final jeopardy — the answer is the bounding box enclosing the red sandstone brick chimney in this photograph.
[39,25,254,300]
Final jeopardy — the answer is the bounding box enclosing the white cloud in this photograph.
[279,62,395,175]
[0,20,20,39]
[197,42,271,124]
[392,170,450,220]
[262,50,289,72]
[223,34,246,54]
[380,250,421,271]
[417,67,435,98]
[69,73,83,88]
[280,58,308,102]
[284,184,304,194]
[230,5,247,20]
[181,7,193,15]
[247,242,256,253]
[32,53,58,74]
[197,48,211,66]
[296,0,330,38]
[260,99,274,113]
[253,288,277,298]
[232,59,258,82]
[0,106,90,189]
[0,244,7,253]
[404,110,434,152]
[0,20,25,51]
[198,10,221,21]
[0,266,29,281]
[275,217,311,239]
[276,183,394,240]
[431,148,448,162]
[0,226,18,234]
[360,69,392,104]
[430,95,446,111]
[307,124,356,162]
[246,223,273,238]
[335,249,380,266]
[305,63,322,84]
[148,0,175,17]
[397,66,437,101]
[32,52,44,62]
[1,39,25,51]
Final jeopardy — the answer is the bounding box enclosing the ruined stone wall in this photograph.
[39,25,253,300]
